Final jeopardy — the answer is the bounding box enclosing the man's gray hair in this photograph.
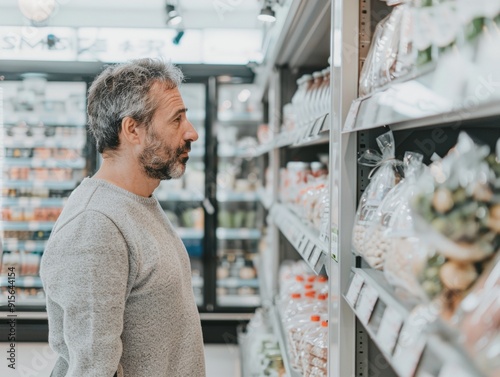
[87,58,184,153]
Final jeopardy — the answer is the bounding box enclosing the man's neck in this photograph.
[93,157,160,198]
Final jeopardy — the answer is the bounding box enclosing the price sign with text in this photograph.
[345,273,365,306]
[356,284,379,325]
[377,306,403,355]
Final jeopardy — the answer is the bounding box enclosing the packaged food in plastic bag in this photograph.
[452,254,500,377]
[361,151,423,269]
[383,152,429,297]
[352,131,403,256]
[359,4,407,96]
[411,133,500,318]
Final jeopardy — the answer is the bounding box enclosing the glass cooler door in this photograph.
[0,78,88,311]
[215,83,262,309]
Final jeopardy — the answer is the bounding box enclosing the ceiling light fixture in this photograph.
[257,4,276,23]
[166,4,183,26]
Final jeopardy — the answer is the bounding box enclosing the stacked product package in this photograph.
[351,130,500,377]
[278,261,329,377]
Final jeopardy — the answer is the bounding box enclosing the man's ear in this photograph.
[120,117,144,146]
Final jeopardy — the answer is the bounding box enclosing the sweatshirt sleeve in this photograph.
[40,210,129,377]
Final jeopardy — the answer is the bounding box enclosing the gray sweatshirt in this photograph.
[40,177,206,377]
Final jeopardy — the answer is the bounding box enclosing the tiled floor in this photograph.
[0,342,240,377]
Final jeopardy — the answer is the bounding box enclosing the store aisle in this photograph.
[0,342,240,377]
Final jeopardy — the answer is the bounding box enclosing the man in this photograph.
[40,58,206,377]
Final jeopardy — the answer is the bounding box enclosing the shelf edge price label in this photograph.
[393,322,426,377]
[298,238,309,255]
[356,284,379,325]
[343,98,362,132]
[377,306,403,355]
[345,273,364,306]
[303,241,315,260]
[309,247,321,268]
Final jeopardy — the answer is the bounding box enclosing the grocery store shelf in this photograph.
[270,305,302,377]
[0,221,55,231]
[156,191,204,202]
[218,147,255,158]
[4,114,86,127]
[0,276,42,288]
[3,180,79,190]
[257,188,273,210]
[217,295,261,307]
[2,239,47,252]
[3,157,86,169]
[0,296,46,309]
[216,228,261,240]
[217,191,258,202]
[191,275,204,289]
[217,112,262,123]
[4,137,86,149]
[0,311,47,320]
[270,203,329,276]
[1,197,68,208]
[176,228,204,239]
[343,53,500,133]
[344,268,485,377]
[217,278,259,289]
[255,114,330,156]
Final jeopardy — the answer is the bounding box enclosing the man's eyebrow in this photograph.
[172,108,188,119]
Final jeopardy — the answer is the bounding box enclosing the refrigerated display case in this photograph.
[0,78,89,309]
[214,83,263,309]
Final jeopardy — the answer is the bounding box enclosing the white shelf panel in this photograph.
[257,188,273,210]
[2,239,47,252]
[0,296,46,308]
[1,197,68,208]
[0,276,42,288]
[3,157,86,169]
[4,114,86,127]
[3,180,78,190]
[216,228,261,240]
[343,37,500,133]
[270,203,329,276]
[217,112,262,123]
[217,278,259,289]
[255,114,330,156]
[217,295,260,307]
[176,228,204,240]
[156,191,204,202]
[217,191,258,202]
[4,137,86,149]
[344,268,486,377]
[270,305,303,377]
[1,221,55,231]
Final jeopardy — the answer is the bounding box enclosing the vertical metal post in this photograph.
[269,67,281,297]
[330,0,360,376]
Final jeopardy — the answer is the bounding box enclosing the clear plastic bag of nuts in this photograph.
[352,131,403,257]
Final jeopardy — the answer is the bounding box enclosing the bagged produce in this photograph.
[352,131,403,256]
[383,152,429,297]
[362,151,423,269]
[452,254,500,377]
[412,133,500,318]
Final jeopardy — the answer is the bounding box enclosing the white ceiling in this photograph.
[0,0,264,29]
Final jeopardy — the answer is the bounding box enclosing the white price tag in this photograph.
[5,239,18,250]
[24,241,36,251]
[309,247,321,267]
[18,197,29,207]
[32,159,43,168]
[343,99,362,131]
[303,241,315,260]
[345,273,364,306]
[393,322,426,377]
[23,276,35,287]
[28,222,40,231]
[298,238,309,254]
[356,284,379,325]
[33,180,44,188]
[31,198,41,207]
[377,306,404,355]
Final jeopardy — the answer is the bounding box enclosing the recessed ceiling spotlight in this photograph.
[166,4,183,26]
[257,5,276,23]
